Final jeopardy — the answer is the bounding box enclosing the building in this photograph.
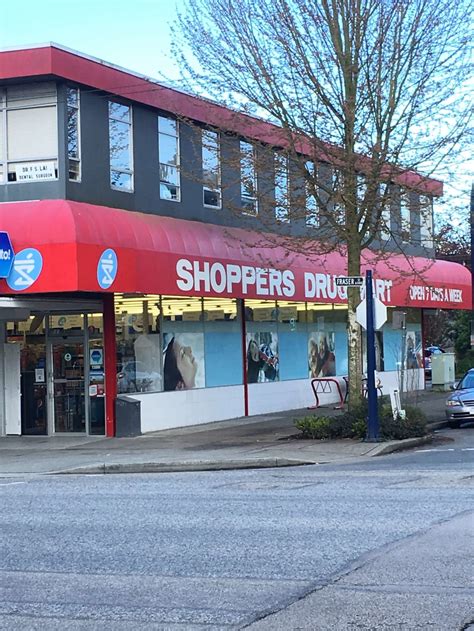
[0,44,470,437]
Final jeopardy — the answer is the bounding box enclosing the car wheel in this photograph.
[449,421,461,429]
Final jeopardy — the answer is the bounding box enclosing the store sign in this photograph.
[176,259,395,303]
[16,161,56,182]
[409,284,463,304]
[6,248,43,291]
[97,249,118,289]
[90,348,103,367]
[176,258,295,297]
[0,232,15,278]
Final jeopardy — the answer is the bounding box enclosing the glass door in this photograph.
[20,342,48,435]
[88,332,106,435]
[51,341,86,433]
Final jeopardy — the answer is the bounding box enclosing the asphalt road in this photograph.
[0,428,473,630]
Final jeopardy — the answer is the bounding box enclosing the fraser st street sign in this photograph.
[335,276,364,287]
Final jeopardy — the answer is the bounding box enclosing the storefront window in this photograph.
[245,300,279,383]
[244,301,348,382]
[277,301,307,380]
[162,295,205,390]
[115,295,161,394]
[306,304,336,378]
[202,297,241,387]
[332,306,349,376]
[383,308,422,373]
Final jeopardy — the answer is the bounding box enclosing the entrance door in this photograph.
[20,342,48,436]
[51,341,86,433]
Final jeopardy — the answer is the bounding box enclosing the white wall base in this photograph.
[129,369,425,433]
[248,378,345,415]
[132,385,245,433]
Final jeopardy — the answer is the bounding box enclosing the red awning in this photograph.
[0,200,471,309]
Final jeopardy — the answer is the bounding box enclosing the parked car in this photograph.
[445,368,474,428]
[117,361,161,393]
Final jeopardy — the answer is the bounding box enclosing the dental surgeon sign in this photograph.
[0,232,15,278]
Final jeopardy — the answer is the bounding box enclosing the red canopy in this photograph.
[0,200,471,309]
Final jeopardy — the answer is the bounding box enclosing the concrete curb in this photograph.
[367,434,434,457]
[427,420,449,431]
[51,458,317,475]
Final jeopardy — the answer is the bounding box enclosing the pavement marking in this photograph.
[415,448,455,453]
[415,448,474,454]
[0,481,26,486]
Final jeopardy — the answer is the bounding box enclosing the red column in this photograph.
[240,298,249,416]
[103,293,117,437]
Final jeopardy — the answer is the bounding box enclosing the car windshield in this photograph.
[457,373,474,390]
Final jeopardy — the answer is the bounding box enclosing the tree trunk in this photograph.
[347,240,363,409]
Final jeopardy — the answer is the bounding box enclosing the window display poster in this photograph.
[308,331,336,377]
[246,332,279,383]
[163,332,205,390]
[406,330,423,369]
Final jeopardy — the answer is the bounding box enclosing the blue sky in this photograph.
[0,0,181,82]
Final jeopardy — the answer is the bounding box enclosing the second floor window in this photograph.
[240,141,258,215]
[109,101,133,191]
[379,182,392,241]
[419,195,434,248]
[400,191,411,242]
[67,88,80,181]
[0,82,58,184]
[274,153,290,222]
[305,161,319,227]
[202,130,221,208]
[159,116,180,201]
[332,170,345,224]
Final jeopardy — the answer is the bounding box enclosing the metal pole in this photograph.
[366,270,379,441]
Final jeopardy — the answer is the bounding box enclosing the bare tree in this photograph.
[171,0,473,405]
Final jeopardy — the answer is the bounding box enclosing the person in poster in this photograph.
[246,332,279,383]
[406,331,423,369]
[309,332,336,377]
[163,333,204,390]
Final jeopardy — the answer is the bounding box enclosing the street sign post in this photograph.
[335,276,364,287]
[365,270,380,442]
[0,232,15,278]
[356,296,387,330]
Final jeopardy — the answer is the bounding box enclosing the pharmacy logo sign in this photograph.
[97,249,118,289]
[6,248,43,290]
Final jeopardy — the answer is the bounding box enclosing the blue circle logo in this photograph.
[7,248,43,291]
[97,249,118,289]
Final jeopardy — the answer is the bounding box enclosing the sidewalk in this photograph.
[0,390,449,476]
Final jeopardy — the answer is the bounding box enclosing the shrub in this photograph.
[294,416,332,439]
[294,401,428,441]
[351,419,367,440]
